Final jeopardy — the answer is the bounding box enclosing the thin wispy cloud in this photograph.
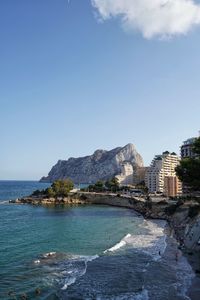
[91,0,200,39]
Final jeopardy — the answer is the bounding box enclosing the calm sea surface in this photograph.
[0,181,194,300]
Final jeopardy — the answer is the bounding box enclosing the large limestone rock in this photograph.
[40,143,144,184]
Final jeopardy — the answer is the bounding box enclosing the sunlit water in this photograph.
[0,181,194,299]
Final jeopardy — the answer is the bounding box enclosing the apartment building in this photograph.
[181,137,197,158]
[145,151,182,196]
[180,132,199,193]
[164,176,182,197]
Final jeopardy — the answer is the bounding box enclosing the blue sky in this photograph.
[0,0,200,180]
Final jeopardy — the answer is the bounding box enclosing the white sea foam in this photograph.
[104,220,167,260]
[34,259,40,264]
[60,254,99,290]
[104,234,131,253]
[40,252,99,291]
[61,277,76,290]
[81,254,99,262]
[42,252,56,258]
[0,200,9,204]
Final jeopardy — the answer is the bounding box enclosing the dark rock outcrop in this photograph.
[40,143,143,183]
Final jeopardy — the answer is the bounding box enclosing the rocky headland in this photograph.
[11,192,200,252]
[40,143,144,183]
[11,190,200,297]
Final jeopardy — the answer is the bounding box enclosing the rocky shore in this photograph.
[11,192,200,250]
[11,191,200,299]
[11,195,86,205]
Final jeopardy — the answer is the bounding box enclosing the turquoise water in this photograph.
[0,181,195,300]
[0,181,50,202]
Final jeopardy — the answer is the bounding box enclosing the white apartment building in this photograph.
[145,151,182,195]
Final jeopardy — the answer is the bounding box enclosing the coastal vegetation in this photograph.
[135,180,148,194]
[84,177,120,193]
[176,137,200,191]
[32,179,74,198]
[83,178,148,195]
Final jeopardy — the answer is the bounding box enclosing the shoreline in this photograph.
[162,231,194,300]
[9,192,200,299]
[167,224,200,300]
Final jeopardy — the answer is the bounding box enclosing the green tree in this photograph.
[86,181,104,192]
[176,137,200,191]
[176,159,200,191]
[32,189,43,197]
[88,184,95,192]
[193,137,200,156]
[92,180,105,192]
[105,177,119,192]
[51,179,74,196]
[46,187,56,198]
[135,181,148,194]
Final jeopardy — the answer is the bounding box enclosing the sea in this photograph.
[0,181,195,300]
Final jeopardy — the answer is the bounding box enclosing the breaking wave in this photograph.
[104,234,131,253]
[34,252,99,291]
[0,200,9,204]
[31,222,193,300]
[104,219,167,260]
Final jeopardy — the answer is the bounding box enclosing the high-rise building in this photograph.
[145,151,182,196]
[181,137,197,158]
[164,176,182,197]
[181,132,200,158]
[180,132,199,193]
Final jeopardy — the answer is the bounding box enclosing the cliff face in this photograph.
[40,143,144,183]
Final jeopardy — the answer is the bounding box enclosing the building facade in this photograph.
[145,152,182,196]
[164,176,182,197]
[180,133,199,193]
[181,137,197,158]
